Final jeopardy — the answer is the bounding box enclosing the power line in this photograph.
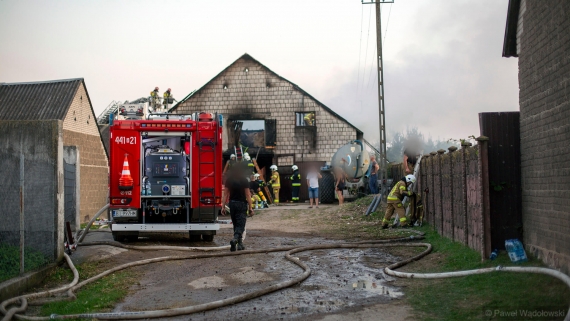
[383,3,393,45]
[361,6,373,96]
[355,5,364,100]
[367,3,393,92]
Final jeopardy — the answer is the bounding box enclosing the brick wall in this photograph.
[174,55,361,163]
[62,83,109,222]
[517,0,570,273]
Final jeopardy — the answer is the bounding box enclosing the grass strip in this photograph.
[403,226,569,320]
[40,261,139,320]
[0,244,50,283]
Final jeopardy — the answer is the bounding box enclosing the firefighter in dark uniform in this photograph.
[244,153,255,175]
[290,165,301,203]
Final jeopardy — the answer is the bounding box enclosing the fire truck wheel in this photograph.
[202,234,215,242]
[124,235,139,242]
[189,233,202,242]
[112,232,124,242]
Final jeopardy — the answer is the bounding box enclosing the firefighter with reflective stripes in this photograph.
[290,165,301,203]
[382,174,416,228]
[304,112,315,126]
[244,153,255,174]
[149,87,161,111]
[253,173,269,208]
[163,88,176,109]
[269,165,280,204]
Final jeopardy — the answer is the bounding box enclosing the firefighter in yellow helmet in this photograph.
[382,174,416,228]
[269,165,280,204]
[303,112,315,126]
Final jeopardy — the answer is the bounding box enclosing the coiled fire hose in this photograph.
[2,204,570,321]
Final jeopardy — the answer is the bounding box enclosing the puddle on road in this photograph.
[113,237,406,321]
[347,279,402,298]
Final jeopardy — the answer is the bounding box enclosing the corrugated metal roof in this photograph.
[0,78,82,120]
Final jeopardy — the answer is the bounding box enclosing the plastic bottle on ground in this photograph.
[505,239,528,263]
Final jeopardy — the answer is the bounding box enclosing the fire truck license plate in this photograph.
[113,210,137,217]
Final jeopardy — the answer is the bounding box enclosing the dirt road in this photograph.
[75,204,414,320]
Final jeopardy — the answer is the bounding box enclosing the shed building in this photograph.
[0,78,109,224]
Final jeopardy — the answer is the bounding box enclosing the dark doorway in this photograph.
[64,161,77,230]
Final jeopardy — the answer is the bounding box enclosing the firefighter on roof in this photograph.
[382,174,416,228]
[163,88,176,110]
[269,165,280,204]
[150,87,161,111]
[290,165,301,203]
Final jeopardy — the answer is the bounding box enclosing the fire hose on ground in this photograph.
[2,205,570,321]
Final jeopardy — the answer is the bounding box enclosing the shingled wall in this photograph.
[173,55,361,164]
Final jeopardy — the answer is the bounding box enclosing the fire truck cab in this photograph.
[108,103,222,242]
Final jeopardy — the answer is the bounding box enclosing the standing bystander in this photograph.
[369,155,380,194]
[306,166,322,208]
[334,167,347,205]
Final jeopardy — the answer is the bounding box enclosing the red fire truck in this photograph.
[108,105,222,242]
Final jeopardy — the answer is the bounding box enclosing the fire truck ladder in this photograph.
[196,114,218,222]
[96,100,121,124]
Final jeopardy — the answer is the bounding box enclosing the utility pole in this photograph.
[361,0,392,196]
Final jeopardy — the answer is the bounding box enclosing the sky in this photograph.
[0,0,519,145]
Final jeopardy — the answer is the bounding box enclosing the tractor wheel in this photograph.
[202,234,215,242]
[319,172,336,204]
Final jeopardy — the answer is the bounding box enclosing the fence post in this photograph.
[430,151,437,228]
[448,146,457,241]
[437,149,446,234]
[461,141,472,246]
[477,136,491,260]
[421,154,430,226]
[19,153,24,274]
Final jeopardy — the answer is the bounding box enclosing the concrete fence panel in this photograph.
[0,120,64,280]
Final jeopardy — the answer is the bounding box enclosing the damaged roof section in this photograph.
[172,53,363,136]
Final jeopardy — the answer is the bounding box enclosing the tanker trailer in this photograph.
[319,140,372,203]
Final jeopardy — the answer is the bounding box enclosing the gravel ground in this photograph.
[72,205,413,320]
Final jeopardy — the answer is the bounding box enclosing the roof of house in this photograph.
[502,0,521,57]
[0,78,88,120]
[172,53,363,135]
[0,78,108,158]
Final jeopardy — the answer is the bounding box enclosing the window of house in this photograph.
[295,112,316,127]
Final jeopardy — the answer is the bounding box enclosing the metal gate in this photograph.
[64,161,77,230]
